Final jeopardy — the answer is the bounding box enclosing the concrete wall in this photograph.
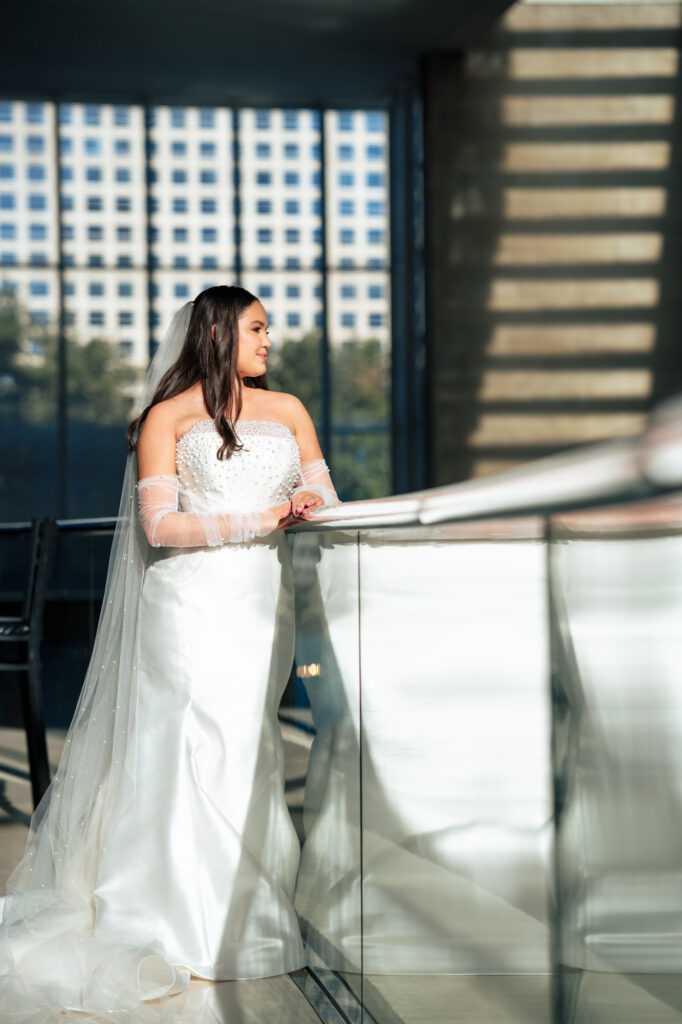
[424,2,682,484]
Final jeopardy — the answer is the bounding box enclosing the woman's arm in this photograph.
[136,404,290,547]
[287,396,341,514]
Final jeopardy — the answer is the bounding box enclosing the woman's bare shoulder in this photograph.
[142,387,207,444]
[262,390,310,432]
[263,389,306,415]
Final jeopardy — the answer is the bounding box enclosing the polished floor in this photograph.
[2,728,680,1024]
[0,725,320,1024]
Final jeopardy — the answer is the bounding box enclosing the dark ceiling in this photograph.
[2,0,513,108]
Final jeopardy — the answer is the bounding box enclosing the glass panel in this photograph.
[57,103,146,517]
[149,104,235,275]
[325,109,391,502]
[59,103,146,274]
[62,268,143,517]
[0,99,59,519]
[155,267,225,333]
[325,109,390,273]
[1,97,398,521]
[549,499,682,1024]
[289,528,364,996]
[239,108,322,274]
[62,267,148,366]
[45,526,116,726]
[0,274,59,519]
[328,270,391,500]
[358,520,553,1022]
[242,269,323,423]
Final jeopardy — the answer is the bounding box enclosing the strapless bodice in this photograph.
[175,418,302,515]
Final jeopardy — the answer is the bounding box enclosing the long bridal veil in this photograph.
[0,303,194,1021]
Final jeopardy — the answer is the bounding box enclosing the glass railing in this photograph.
[1,395,680,1023]
[286,500,681,1024]
[548,500,682,1024]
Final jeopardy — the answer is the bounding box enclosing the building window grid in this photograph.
[4,99,390,455]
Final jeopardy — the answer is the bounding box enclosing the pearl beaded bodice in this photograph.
[175,419,302,515]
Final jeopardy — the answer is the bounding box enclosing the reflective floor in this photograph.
[0,726,320,1024]
[0,724,557,1024]
[2,716,680,1024]
[0,725,554,1024]
[353,974,551,1024]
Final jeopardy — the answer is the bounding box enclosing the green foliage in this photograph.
[0,296,393,502]
[0,292,23,378]
[0,292,140,426]
[332,431,391,502]
[331,336,389,425]
[264,329,321,420]
[331,336,391,500]
[266,330,392,500]
[66,338,140,425]
[0,292,52,418]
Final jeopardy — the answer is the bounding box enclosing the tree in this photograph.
[0,292,139,426]
[67,339,140,425]
[0,291,54,419]
[0,291,141,518]
[264,329,321,421]
[266,331,391,500]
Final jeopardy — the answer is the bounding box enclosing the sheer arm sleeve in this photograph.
[137,474,275,547]
[291,458,341,508]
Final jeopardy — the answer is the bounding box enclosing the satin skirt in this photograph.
[93,531,305,981]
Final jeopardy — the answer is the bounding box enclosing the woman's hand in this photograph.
[261,493,325,535]
[292,491,324,518]
[261,500,294,533]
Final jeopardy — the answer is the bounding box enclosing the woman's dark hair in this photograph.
[126,285,267,460]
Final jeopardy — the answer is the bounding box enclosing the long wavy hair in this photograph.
[126,285,267,460]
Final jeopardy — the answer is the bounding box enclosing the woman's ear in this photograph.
[210,324,216,342]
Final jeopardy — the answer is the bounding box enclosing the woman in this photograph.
[0,286,340,1017]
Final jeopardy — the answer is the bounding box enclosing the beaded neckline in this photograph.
[176,417,295,447]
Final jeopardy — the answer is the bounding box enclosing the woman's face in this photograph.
[235,300,271,378]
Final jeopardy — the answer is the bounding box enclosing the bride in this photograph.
[0,285,340,1018]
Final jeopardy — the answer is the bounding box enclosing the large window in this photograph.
[0,100,391,520]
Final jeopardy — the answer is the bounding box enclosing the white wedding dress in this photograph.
[97,418,306,978]
[0,415,337,1020]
